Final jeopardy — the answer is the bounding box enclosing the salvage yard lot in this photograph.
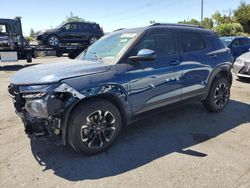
[0,58,250,188]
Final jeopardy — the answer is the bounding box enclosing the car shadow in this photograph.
[0,64,39,72]
[30,99,250,181]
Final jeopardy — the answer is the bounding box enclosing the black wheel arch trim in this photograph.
[203,62,232,100]
[60,84,132,145]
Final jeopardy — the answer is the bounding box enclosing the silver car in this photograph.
[233,52,250,79]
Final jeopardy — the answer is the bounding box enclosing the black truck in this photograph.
[0,17,90,63]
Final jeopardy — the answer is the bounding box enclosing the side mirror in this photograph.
[129,49,157,62]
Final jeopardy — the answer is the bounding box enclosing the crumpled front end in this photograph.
[8,83,84,141]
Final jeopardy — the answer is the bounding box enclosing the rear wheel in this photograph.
[68,99,122,155]
[26,53,32,63]
[203,78,230,112]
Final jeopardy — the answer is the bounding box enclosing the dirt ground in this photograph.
[0,58,250,188]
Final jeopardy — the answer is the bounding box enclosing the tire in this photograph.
[89,36,98,45]
[47,35,59,46]
[68,53,77,59]
[68,99,122,155]
[203,78,230,112]
[26,53,32,63]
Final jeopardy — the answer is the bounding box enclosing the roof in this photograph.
[0,18,16,24]
[113,23,215,34]
[150,23,203,28]
[63,20,98,25]
[220,36,248,40]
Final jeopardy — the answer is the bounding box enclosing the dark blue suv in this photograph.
[220,36,250,60]
[9,23,232,155]
[35,21,104,46]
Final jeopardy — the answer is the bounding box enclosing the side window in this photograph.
[64,23,77,30]
[181,32,206,53]
[134,30,176,56]
[238,38,246,46]
[232,38,247,47]
[0,24,7,33]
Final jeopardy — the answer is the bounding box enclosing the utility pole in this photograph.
[201,0,204,25]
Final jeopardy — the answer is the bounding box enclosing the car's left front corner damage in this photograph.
[8,83,85,142]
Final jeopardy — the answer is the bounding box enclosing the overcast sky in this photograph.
[1,0,248,36]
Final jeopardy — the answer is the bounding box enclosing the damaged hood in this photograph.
[10,60,112,85]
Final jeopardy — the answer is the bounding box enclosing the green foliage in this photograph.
[214,23,244,36]
[178,18,213,29]
[178,19,200,26]
[177,1,249,36]
[211,11,232,25]
[25,36,35,44]
[29,28,35,38]
[234,1,250,33]
[202,17,213,29]
[63,12,85,24]
[149,20,156,24]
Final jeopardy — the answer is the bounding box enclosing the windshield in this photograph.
[77,32,139,64]
[55,22,65,29]
[220,38,233,47]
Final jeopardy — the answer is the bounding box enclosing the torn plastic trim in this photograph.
[54,83,85,99]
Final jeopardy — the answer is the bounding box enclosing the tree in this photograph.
[149,20,156,24]
[178,18,200,25]
[214,23,244,36]
[212,11,232,25]
[25,36,35,44]
[202,17,213,29]
[63,12,85,23]
[234,1,250,33]
[29,28,35,38]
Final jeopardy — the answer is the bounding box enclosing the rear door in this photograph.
[79,23,91,41]
[178,30,214,100]
[128,29,182,114]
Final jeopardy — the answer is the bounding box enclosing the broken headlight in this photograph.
[25,96,49,118]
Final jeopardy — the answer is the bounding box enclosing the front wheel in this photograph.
[203,78,230,112]
[68,99,122,155]
[47,35,59,46]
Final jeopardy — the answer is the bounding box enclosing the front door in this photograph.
[61,23,81,42]
[127,29,182,114]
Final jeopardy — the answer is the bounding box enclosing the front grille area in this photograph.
[8,84,24,112]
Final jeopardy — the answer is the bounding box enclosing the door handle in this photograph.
[170,59,181,66]
[208,54,218,58]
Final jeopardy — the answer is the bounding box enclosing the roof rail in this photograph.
[150,23,204,28]
[113,28,126,32]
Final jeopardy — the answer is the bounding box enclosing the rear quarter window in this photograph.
[213,35,226,49]
[80,23,91,31]
[181,31,206,53]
